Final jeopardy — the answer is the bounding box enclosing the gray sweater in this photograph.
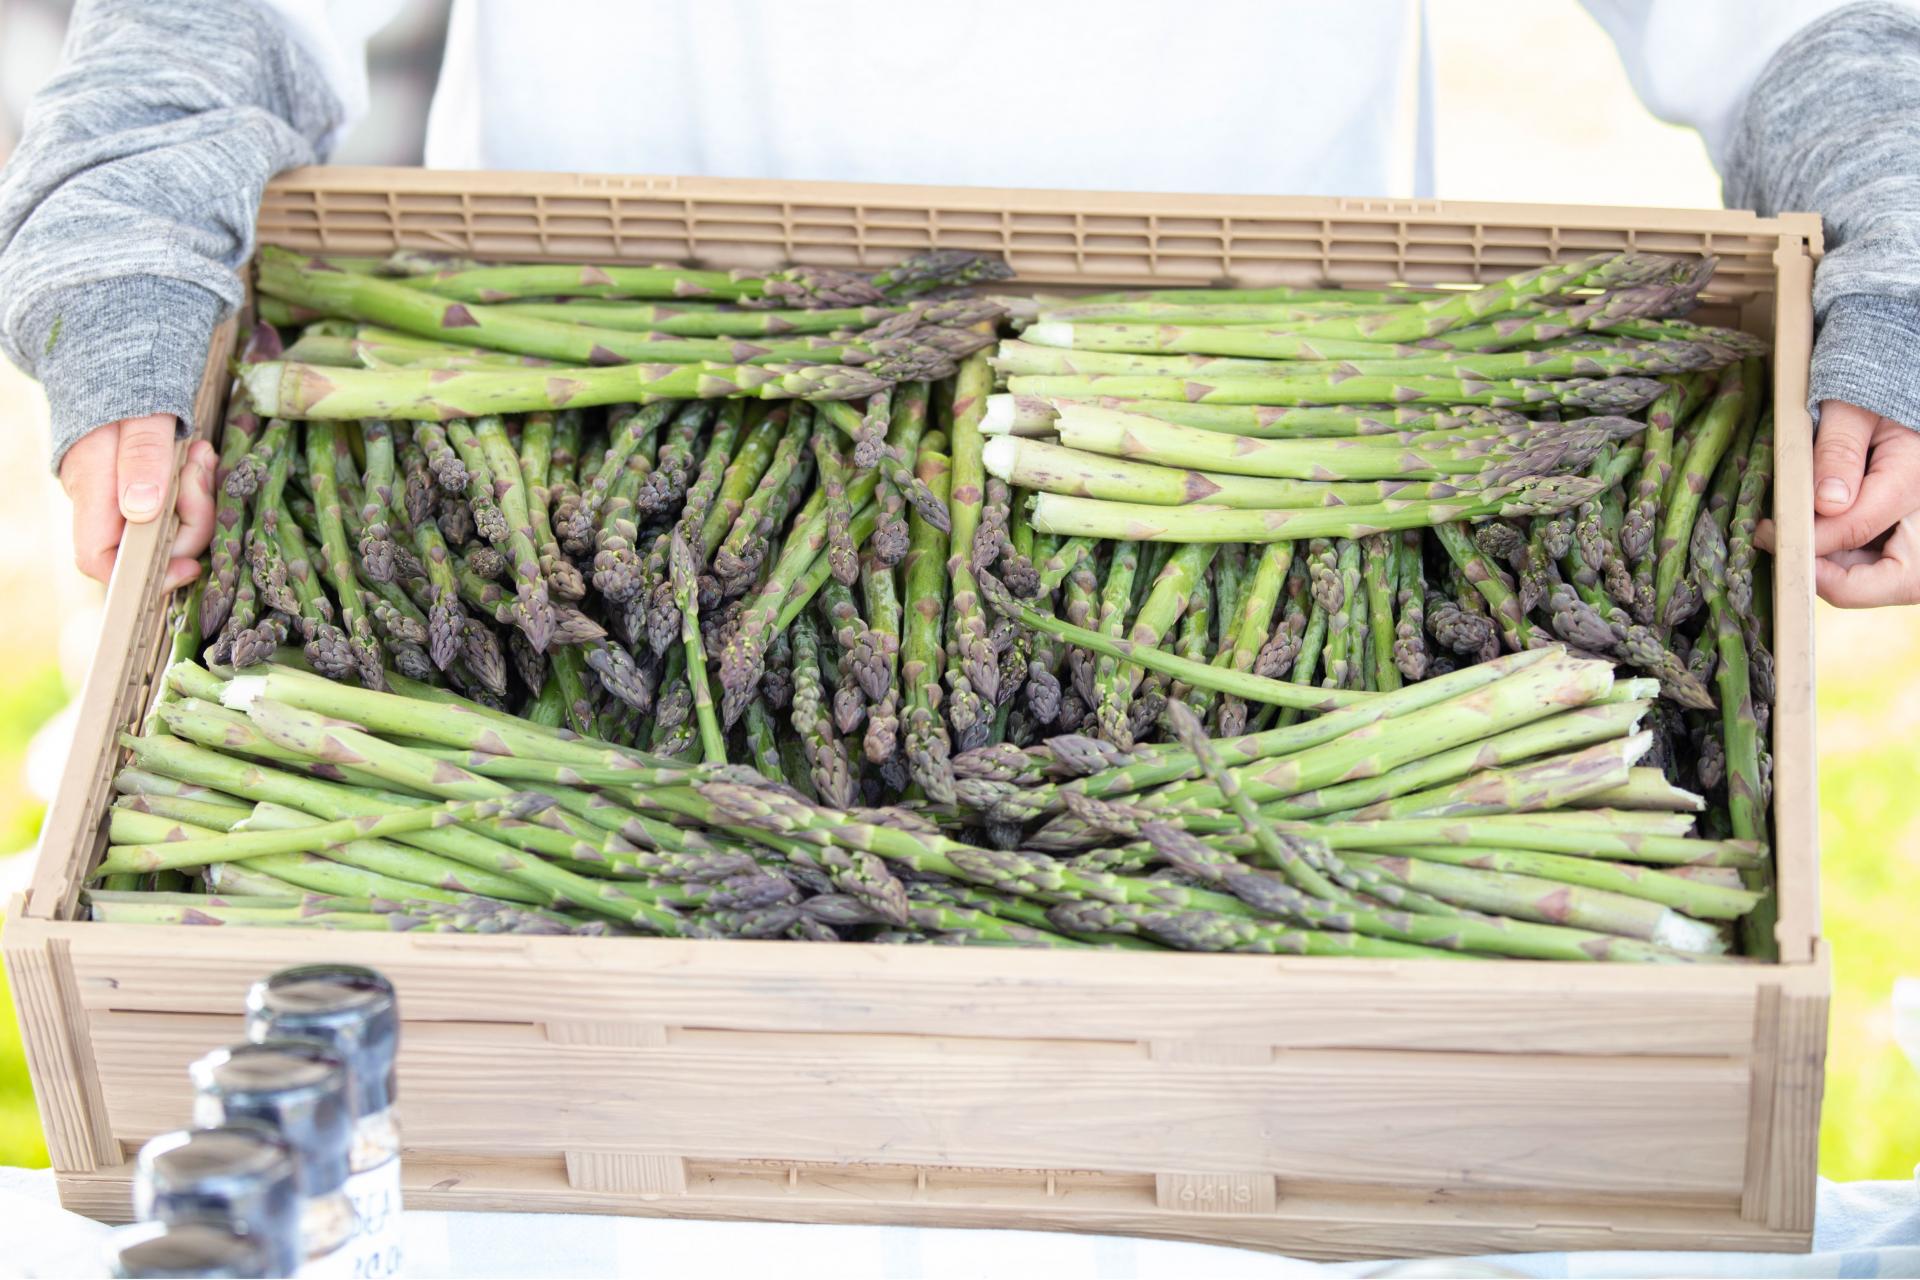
[3,0,1917,468]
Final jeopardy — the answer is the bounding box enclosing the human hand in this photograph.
[57,415,217,592]
[1757,400,1920,607]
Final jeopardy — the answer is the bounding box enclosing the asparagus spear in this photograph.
[813,430,859,585]
[377,254,882,305]
[944,352,998,747]
[1013,326,1708,377]
[1038,402,1637,483]
[517,411,587,601]
[788,612,854,808]
[670,529,725,764]
[1320,539,1362,691]
[259,249,957,371]
[203,337,276,636]
[982,435,1496,509]
[986,393,1529,440]
[1361,533,1401,692]
[871,382,932,566]
[1653,361,1747,621]
[579,402,676,527]
[974,568,1369,713]
[901,433,956,802]
[714,404,812,589]
[1433,521,1540,653]
[468,415,557,650]
[242,355,889,421]
[1006,372,1666,413]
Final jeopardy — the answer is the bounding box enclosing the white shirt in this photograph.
[271,0,1869,196]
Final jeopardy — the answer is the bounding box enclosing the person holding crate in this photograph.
[0,0,1915,607]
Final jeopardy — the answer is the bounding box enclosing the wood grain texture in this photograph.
[545,1021,669,1047]
[1149,1040,1280,1212]
[1767,239,1820,967]
[89,1010,1750,1197]
[566,1152,688,1196]
[0,924,118,1171]
[54,1156,1813,1260]
[45,919,1769,1054]
[1762,959,1828,1232]
[1741,984,1783,1222]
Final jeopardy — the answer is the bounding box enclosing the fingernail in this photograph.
[122,483,161,517]
[1817,478,1850,507]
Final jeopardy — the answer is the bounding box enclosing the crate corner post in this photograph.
[2,903,121,1178]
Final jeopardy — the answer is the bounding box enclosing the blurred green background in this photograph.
[0,0,1914,1183]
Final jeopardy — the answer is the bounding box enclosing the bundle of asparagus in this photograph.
[91,247,1777,960]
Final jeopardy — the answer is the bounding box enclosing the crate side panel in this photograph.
[91,1010,1749,1199]
[1768,240,1819,963]
[1,919,118,1171]
[26,319,237,921]
[55,1155,1809,1260]
[254,168,1784,301]
[55,924,1766,1055]
[1763,961,1828,1232]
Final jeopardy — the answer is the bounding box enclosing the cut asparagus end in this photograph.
[1654,910,1729,955]
[979,394,1019,437]
[220,675,270,712]
[236,363,282,416]
[980,434,1021,482]
[1009,395,1060,433]
[1020,321,1075,349]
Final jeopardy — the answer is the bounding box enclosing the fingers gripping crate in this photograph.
[4,168,1827,1260]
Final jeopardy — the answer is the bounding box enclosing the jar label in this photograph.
[344,1158,404,1278]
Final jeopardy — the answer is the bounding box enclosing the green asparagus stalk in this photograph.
[1338,851,1723,952]
[380,255,870,305]
[974,567,1370,713]
[671,529,726,764]
[944,353,998,746]
[1375,843,1757,919]
[1433,521,1540,652]
[203,335,275,636]
[713,404,813,588]
[496,300,920,336]
[899,433,957,800]
[259,249,956,372]
[1654,361,1747,621]
[982,435,1494,510]
[1011,326,1708,378]
[1361,534,1400,692]
[97,792,554,876]
[1004,372,1665,412]
[241,355,888,421]
[1211,543,1290,736]
[788,612,854,808]
[1089,540,1144,746]
[985,393,1530,440]
[1039,402,1636,484]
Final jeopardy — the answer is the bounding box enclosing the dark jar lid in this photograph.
[133,1124,301,1278]
[246,964,398,1119]
[107,1220,283,1279]
[189,1041,351,1197]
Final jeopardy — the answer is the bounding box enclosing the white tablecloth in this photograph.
[4,1166,1916,1279]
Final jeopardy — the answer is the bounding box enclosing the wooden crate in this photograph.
[4,169,1828,1260]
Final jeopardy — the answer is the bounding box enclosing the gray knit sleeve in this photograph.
[1723,1,1920,430]
[0,0,345,470]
